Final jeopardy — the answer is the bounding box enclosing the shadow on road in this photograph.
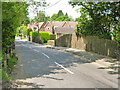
[9,40,118,88]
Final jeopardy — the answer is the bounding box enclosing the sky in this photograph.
[28,0,81,20]
[44,0,81,19]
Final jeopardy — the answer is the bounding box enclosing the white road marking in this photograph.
[42,53,50,58]
[54,62,74,74]
[33,49,39,52]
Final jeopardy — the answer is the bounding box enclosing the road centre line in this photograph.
[54,62,74,74]
[42,53,50,58]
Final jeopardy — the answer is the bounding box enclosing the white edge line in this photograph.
[42,53,50,58]
[54,62,74,74]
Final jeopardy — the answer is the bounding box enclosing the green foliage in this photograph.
[16,24,27,36]
[8,56,17,69]
[2,0,47,49]
[51,14,58,21]
[30,31,50,43]
[32,11,50,23]
[50,34,56,40]
[55,15,66,21]
[2,68,11,81]
[57,10,64,17]
[69,1,120,42]
[113,18,120,45]
[2,2,29,48]
[43,43,48,45]
[2,54,18,82]
[50,10,73,21]
[27,28,33,36]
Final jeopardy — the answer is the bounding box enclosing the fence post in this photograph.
[13,43,15,57]
[6,47,10,65]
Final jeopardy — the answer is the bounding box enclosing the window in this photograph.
[47,27,50,30]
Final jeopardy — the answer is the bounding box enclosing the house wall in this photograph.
[44,23,53,34]
[55,34,120,58]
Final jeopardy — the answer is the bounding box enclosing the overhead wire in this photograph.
[43,0,62,10]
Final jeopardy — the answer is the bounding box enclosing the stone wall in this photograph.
[55,34,119,58]
[48,40,55,46]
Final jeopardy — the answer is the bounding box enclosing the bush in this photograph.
[50,34,56,40]
[2,69,11,81]
[30,31,50,43]
[30,31,32,36]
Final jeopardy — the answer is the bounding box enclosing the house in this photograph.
[27,21,78,38]
[62,21,78,28]
[27,24,33,30]
[44,21,78,35]
[55,27,76,38]
[27,22,46,32]
[44,21,65,34]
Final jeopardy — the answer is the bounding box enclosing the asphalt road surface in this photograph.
[11,39,118,89]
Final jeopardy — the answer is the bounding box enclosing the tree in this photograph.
[69,1,120,40]
[51,14,58,21]
[16,25,27,36]
[2,0,48,49]
[50,11,73,21]
[57,10,64,18]
[64,13,70,21]
[33,11,50,23]
[2,2,29,49]
[55,15,65,21]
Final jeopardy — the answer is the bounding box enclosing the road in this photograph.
[11,39,118,89]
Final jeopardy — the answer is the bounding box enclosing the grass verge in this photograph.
[43,43,48,45]
[2,54,18,83]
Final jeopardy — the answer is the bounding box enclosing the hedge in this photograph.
[50,34,56,40]
[30,31,50,43]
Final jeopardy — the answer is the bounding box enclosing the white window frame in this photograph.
[47,27,50,30]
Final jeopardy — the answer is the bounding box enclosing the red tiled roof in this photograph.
[44,21,78,28]
[27,22,45,30]
[51,21,65,27]
[44,21,66,28]
[64,21,78,27]
[55,27,76,34]
[38,22,45,29]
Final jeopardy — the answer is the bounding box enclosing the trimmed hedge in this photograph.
[30,31,50,43]
[50,34,56,40]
